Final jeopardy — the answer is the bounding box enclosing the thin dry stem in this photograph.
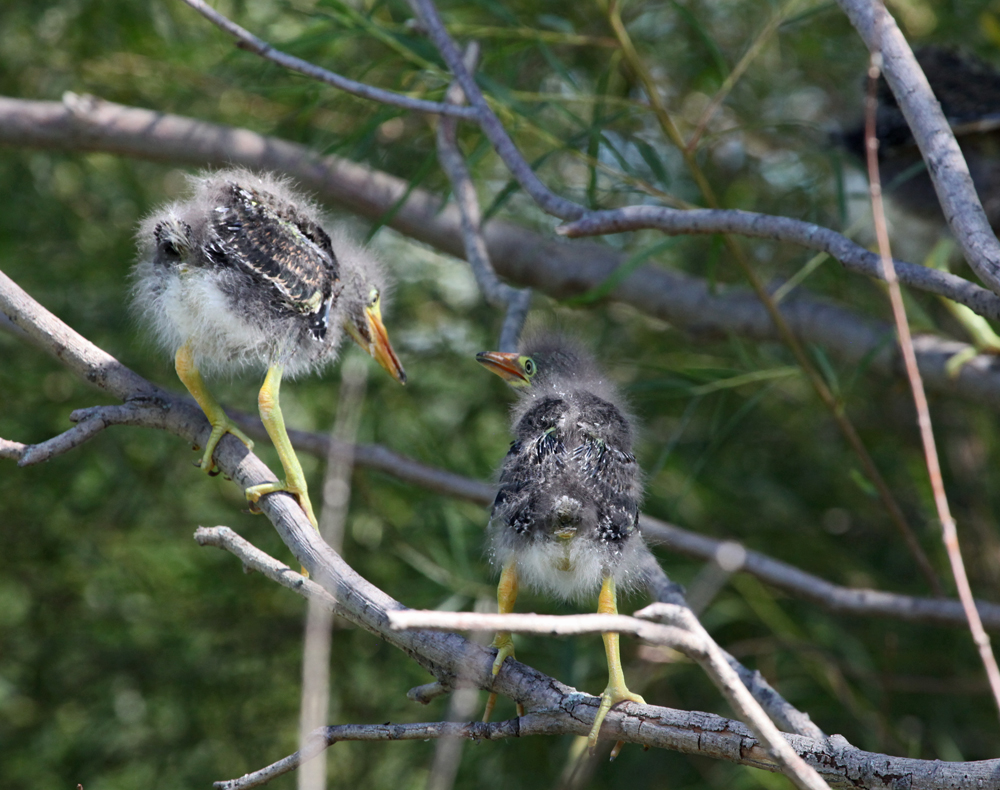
[862,48,1000,720]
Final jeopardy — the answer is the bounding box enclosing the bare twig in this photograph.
[639,555,827,741]
[862,47,1000,719]
[426,686,481,790]
[407,681,452,704]
[198,527,1000,790]
[435,43,532,351]
[8,98,1000,410]
[407,0,584,220]
[298,358,368,790]
[214,719,524,790]
[10,394,1000,638]
[0,437,28,460]
[388,609,699,646]
[389,608,826,790]
[175,0,477,120]
[641,517,1000,631]
[555,205,1000,317]
[15,403,156,466]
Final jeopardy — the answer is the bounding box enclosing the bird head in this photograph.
[152,217,194,267]
[475,351,539,388]
[476,336,593,391]
[343,285,406,384]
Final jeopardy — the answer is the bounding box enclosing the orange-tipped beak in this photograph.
[476,351,530,386]
[346,297,406,384]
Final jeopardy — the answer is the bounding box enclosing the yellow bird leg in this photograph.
[588,575,645,757]
[175,340,254,474]
[484,559,519,722]
[244,364,318,528]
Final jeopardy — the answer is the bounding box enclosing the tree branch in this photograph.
[5,97,1000,410]
[214,720,525,790]
[556,205,1000,319]
[4,260,999,787]
[435,42,532,351]
[391,606,831,790]
[10,393,1000,634]
[198,527,1000,790]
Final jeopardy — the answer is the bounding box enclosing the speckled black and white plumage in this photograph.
[485,335,650,601]
[132,169,390,378]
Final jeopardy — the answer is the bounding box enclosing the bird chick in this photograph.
[477,334,650,756]
[842,47,1000,229]
[132,168,405,527]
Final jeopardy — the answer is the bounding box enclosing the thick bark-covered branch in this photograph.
[200,527,1000,790]
[5,97,1000,409]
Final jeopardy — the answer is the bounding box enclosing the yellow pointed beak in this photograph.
[346,297,406,384]
[475,351,530,386]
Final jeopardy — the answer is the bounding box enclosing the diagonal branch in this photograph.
[406,0,584,220]
[197,526,1000,790]
[435,42,532,352]
[390,606,832,790]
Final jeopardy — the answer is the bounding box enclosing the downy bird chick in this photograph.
[133,168,405,526]
[477,333,650,756]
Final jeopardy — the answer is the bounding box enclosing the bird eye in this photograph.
[523,358,536,377]
[161,240,181,259]
[368,288,380,308]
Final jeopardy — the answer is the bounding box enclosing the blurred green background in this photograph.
[2,0,1000,787]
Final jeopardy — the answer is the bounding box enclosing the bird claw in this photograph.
[587,684,645,756]
[490,638,516,676]
[195,421,254,476]
[245,480,317,527]
[482,635,517,723]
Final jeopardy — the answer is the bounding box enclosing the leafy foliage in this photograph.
[2,0,999,787]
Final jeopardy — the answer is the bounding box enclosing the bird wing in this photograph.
[207,183,340,339]
[491,392,640,547]
[491,397,568,536]
[570,392,640,545]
